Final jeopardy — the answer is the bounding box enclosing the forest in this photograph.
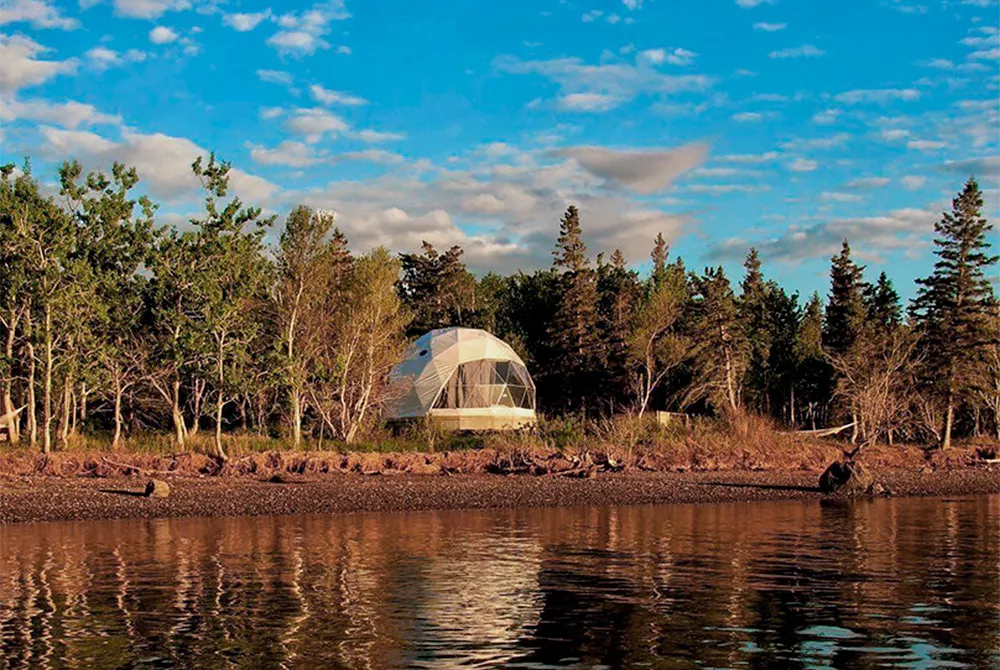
[0,154,997,459]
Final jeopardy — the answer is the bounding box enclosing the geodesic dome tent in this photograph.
[387,327,537,430]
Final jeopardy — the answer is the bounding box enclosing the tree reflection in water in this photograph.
[1,496,997,669]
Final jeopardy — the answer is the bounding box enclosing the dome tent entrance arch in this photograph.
[387,327,537,430]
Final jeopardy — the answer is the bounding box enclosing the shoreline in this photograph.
[1,468,997,524]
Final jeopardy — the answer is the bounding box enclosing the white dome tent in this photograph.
[387,327,537,430]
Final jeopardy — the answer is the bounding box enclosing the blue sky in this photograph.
[1,0,998,298]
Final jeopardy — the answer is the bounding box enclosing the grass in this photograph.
[2,412,995,479]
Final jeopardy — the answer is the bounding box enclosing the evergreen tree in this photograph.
[596,249,640,411]
[763,286,800,424]
[911,177,998,448]
[650,232,669,289]
[689,267,748,414]
[824,240,868,355]
[738,248,773,412]
[548,205,601,412]
[398,242,478,336]
[864,271,902,333]
[794,293,831,428]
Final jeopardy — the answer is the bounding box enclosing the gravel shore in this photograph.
[2,468,997,524]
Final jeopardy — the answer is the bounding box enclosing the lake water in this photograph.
[1,495,998,669]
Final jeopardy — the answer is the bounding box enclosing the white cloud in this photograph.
[1,98,120,128]
[768,44,825,59]
[309,83,366,106]
[112,0,190,20]
[812,108,841,124]
[257,69,294,86]
[250,140,324,167]
[553,143,707,193]
[494,53,714,110]
[834,88,920,104]
[708,206,936,262]
[880,128,910,141]
[285,106,349,142]
[719,151,779,163]
[558,92,624,112]
[0,0,79,29]
[687,183,765,194]
[921,58,989,73]
[84,46,147,70]
[223,10,272,31]
[355,129,406,143]
[39,126,280,204]
[901,175,927,190]
[260,106,283,119]
[732,111,764,122]
[268,1,350,57]
[908,139,946,151]
[736,0,775,7]
[0,33,77,92]
[788,157,818,172]
[819,191,863,203]
[753,22,786,31]
[641,47,697,66]
[148,26,178,44]
[581,9,602,22]
[845,176,891,188]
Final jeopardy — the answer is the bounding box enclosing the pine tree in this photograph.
[596,249,640,411]
[864,271,902,333]
[911,178,998,448]
[824,240,868,355]
[650,232,668,289]
[548,205,601,412]
[398,242,478,336]
[738,248,773,412]
[794,293,830,428]
[689,267,748,414]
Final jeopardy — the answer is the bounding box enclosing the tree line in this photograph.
[1,155,997,456]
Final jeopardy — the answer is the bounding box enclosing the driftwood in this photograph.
[780,422,855,438]
[0,405,26,428]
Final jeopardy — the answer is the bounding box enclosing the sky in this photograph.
[1,0,998,299]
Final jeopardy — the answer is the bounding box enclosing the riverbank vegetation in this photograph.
[1,155,997,459]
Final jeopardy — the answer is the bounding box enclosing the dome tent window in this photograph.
[387,327,537,430]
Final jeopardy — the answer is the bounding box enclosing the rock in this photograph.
[819,460,878,496]
[144,479,170,498]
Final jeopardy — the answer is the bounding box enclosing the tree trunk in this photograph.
[79,381,88,424]
[59,377,71,447]
[941,367,955,450]
[172,376,186,449]
[214,334,228,461]
[26,335,37,447]
[290,388,302,448]
[42,304,53,454]
[112,383,123,450]
[3,308,19,444]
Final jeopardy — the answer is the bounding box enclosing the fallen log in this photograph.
[780,422,855,438]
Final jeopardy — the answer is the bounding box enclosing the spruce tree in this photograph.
[864,271,902,333]
[650,232,669,289]
[738,248,773,413]
[690,267,748,414]
[398,242,478,336]
[596,249,640,411]
[824,240,868,355]
[911,177,998,448]
[548,205,601,412]
[795,293,830,428]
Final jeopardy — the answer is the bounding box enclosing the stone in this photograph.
[144,479,170,498]
[819,460,878,496]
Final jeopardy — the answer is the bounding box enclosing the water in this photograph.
[2,496,998,669]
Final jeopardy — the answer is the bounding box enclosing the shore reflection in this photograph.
[1,496,997,669]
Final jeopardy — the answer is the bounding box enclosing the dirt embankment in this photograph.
[0,442,997,524]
